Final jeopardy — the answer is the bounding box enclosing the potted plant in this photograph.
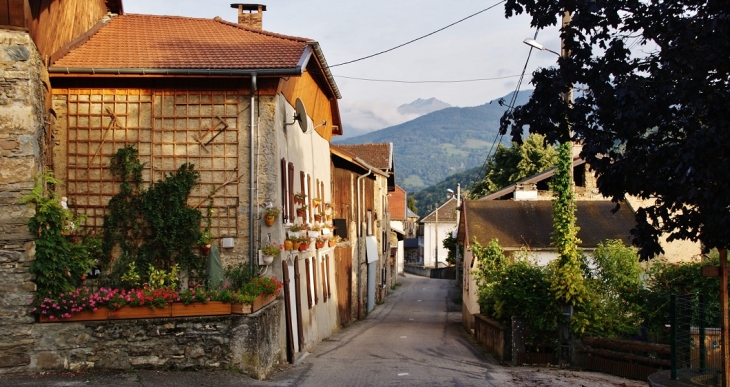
[284,238,293,251]
[328,235,341,247]
[296,204,308,218]
[263,206,280,227]
[298,237,311,251]
[260,242,281,264]
[315,235,329,249]
[199,229,212,256]
[288,223,305,238]
[312,198,322,207]
[294,192,307,205]
[308,224,322,238]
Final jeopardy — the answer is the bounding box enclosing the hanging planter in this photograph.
[284,239,293,251]
[294,192,307,205]
[298,240,311,251]
[264,215,275,226]
[296,205,308,218]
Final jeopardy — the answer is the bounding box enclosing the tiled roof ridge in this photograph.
[212,16,313,43]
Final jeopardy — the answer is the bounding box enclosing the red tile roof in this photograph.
[335,143,392,170]
[52,14,311,70]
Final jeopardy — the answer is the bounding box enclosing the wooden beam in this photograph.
[703,265,721,277]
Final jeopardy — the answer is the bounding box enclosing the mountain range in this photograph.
[397,98,451,116]
[334,90,532,193]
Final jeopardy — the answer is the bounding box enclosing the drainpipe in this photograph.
[249,74,257,275]
[356,169,371,320]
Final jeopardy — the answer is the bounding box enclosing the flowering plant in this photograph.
[261,242,281,256]
[107,286,178,310]
[288,223,306,232]
[264,206,281,217]
[244,276,283,297]
[178,285,211,305]
[32,287,120,320]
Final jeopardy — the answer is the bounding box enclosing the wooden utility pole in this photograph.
[722,248,729,387]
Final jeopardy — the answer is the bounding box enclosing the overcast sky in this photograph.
[122,0,560,135]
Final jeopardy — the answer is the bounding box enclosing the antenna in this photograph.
[285,98,309,133]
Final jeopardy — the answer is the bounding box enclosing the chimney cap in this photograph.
[230,4,267,11]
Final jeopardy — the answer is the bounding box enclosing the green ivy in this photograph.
[550,142,587,310]
[21,171,94,296]
[102,146,203,287]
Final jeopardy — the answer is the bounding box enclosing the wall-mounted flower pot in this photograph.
[328,240,336,248]
[315,241,325,249]
[263,255,274,265]
[284,239,293,251]
[171,301,230,317]
[231,302,253,314]
[108,306,172,320]
[39,307,110,323]
[299,243,310,251]
[264,215,275,226]
[252,294,276,312]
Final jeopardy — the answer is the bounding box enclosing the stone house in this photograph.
[0,1,353,375]
[331,143,395,315]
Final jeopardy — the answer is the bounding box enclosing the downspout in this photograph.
[249,74,257,275]
[356,169,372,320]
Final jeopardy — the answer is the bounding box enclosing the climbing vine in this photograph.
[549,142,586,309]
[101,146,203,287]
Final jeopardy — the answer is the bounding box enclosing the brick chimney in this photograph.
[230,4,266,30]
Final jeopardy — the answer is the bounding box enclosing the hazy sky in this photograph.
[122,0,560,134]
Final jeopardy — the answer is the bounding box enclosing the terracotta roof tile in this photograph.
[52,14,311,70]
[336,143,392,170]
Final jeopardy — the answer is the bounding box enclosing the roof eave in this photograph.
[308,41,341,99]
[47,67,303,77]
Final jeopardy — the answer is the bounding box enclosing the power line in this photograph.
[328,0,507,68]
[333,74,522,84]
[470,30,538,196]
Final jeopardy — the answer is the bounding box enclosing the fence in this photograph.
[671,294,722,386]
[473,314,511,362]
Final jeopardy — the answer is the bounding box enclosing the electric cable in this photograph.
[469,29,538,196]
[328,0,506,68]
[332,74,522,84]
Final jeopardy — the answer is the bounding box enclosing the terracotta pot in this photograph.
[296,209,306,218]
[284,239,293,251]
[328,240,336,247]
[314,214,322,222]
[200,244,211,257]
[316,241,325,249]
[264,214,275,226]
[299,243,310,251]
[292,241,301,250]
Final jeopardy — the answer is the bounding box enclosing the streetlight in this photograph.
[523,38,560,56]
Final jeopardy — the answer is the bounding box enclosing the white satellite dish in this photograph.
[285,98,309,133]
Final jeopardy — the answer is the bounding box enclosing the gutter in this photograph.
[47,67,303,77]
[353,157,388,178]
[356,169,372,320]
[249,74,258,275]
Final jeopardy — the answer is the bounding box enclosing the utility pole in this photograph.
[434,203,438,269]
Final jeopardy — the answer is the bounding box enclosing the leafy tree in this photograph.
[407,196,418,215]
[442,231,457,265]
[500,0,730,257]
[470,133,557,198]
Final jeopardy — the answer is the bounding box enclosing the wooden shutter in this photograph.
[281,158,288,224]
[305,258,313,309]
[321,258,327,302]
[294,260,304,348]
[288,163,295,221]
[313,256,319,305]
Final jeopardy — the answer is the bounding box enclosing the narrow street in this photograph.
[270,274,647,387]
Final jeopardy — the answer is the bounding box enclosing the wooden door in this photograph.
[334,246,352,325]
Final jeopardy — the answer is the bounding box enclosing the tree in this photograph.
[407,196,418,215]
[501,0,730,258]
[470,133,557,198]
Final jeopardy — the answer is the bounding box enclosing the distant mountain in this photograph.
[334,90,532,193]
[397,98,451,116]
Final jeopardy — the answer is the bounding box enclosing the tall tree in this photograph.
[470,133,558,198]
[500,0,730,258]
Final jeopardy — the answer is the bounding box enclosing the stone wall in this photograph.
[27,301,284,379]
[0,29,47,372]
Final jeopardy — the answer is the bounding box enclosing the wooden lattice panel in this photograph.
[64,89,240,238]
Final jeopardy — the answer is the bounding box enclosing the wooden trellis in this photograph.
[64,89,241,238]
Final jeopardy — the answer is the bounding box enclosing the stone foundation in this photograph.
[16,301,284,379]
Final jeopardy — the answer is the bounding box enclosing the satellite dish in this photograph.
[295,98,308,133]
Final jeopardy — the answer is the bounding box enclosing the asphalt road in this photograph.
[270,274,647,387]
[0,274,647,387]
